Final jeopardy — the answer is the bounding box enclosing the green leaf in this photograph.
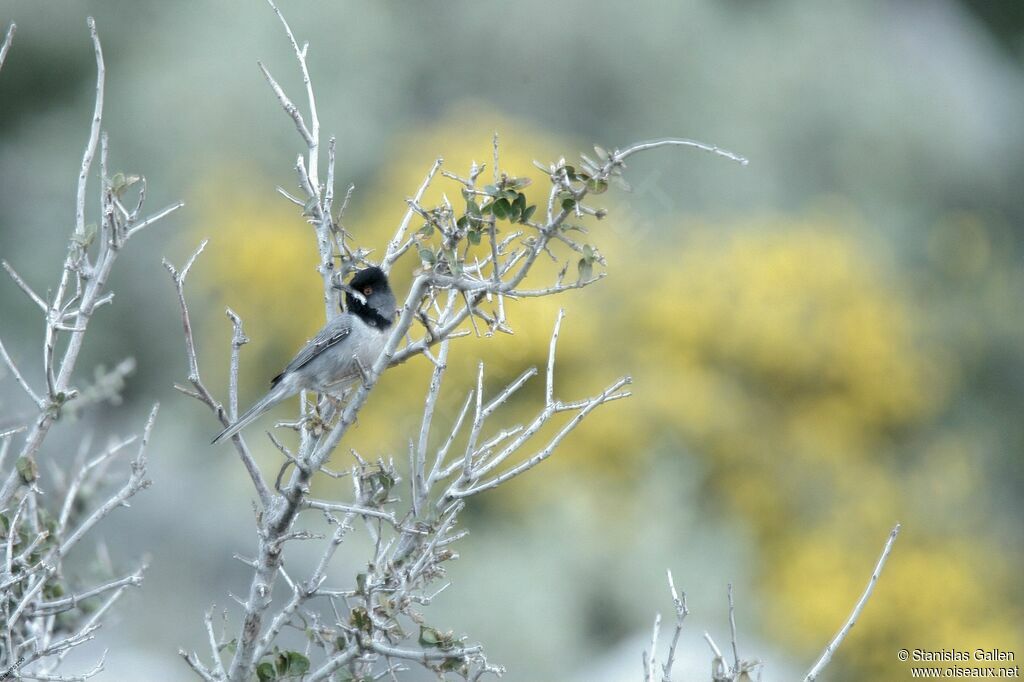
[578,258,593,281]
[72,222,97,248]
[219,639,238,654]
[286,652,310,675]
[467,229,482,245]
[443,248,461,276]
[440,657,466,672]
[497,198,513,219]
[563,165,577,180]
[417,223,434,237]
[350,607,372,632]
[521,205,537,223]
[561,197,576,211]
[586,177,609,194]
[418,247,436,265]
[256,662,276,682]
[466,199,481,217]
[492,198,510,220]
[111,172,141,196]
[16,456,37,484]
[483,184,499,197]
[419,625,443,648]
[583,244,595,261]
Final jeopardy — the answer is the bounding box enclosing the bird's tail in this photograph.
[211,383,292,445]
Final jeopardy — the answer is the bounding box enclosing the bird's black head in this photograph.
[345,267,397,328]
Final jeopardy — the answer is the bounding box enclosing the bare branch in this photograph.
[165,243,272,508]
[616,137,749,166]
[643,612,661,682]
[204,608,228,679]
[123,201,185,240]
[306,647,359,682]
[75,17,104,243]
[803,523,902,682]
[28,564,146,617]
[382,158,443,273]
[265,0,320,186]
[661,570,688,682]
[20,652,106,681]
[452,376,630,497]
[226,308,249,420]
[59,404,157,555]
[163,240,208,382]
[179,649,217,682]
[0,334,45,408]
[546,308,564,406]
[728,583,740,674]
[257,60,313,146]
[0,22,14,73]
[2,260,48,312]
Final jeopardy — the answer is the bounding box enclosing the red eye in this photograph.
[363,287,373,296]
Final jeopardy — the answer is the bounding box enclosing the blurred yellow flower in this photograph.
[187,106,1022,680]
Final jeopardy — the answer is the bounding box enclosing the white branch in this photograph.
[382,158,443,272]
[2,260,48,312]
[616,137,749,166]
[75,17,104,242]
[0,334,44,408]
[257,60,313,146]
[265,0,320,187]
[59,405,157,555]
[661,569,688,682]
[546,308,564,406]
[803,523,901,682]
[29,565,145,616]
[123,201,184,240]
[0,22,14,73]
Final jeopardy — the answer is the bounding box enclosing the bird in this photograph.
[211,266,397,444]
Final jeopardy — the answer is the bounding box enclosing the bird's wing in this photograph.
[271,316,352,386]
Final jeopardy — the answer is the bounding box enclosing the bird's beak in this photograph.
[333,282,367,304]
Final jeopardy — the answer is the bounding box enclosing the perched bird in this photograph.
[211,266,397,444]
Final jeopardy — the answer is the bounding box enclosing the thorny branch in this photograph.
[0,18,178,678]
[171,3,748,681]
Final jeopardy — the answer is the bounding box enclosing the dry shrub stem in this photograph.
[0,18,180,679]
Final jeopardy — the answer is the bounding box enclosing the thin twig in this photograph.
[661,569,688,682]
[0,335,44,408]
[616,137,749,166]
[803,523,902,682]
[382,158,443,272]
[2,260,48,312]
[0,22,15,73]
[75,17,104,242]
